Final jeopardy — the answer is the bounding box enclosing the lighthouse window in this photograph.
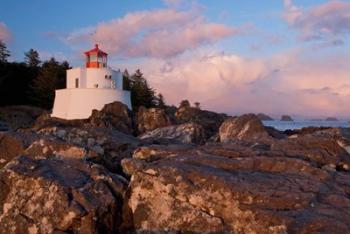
[75,78,79,88]
[105,75,108,79]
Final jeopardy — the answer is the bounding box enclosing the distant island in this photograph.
[326,117,338,121]
[281,115,293,121]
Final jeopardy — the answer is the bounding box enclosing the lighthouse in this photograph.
[51,44,131,120]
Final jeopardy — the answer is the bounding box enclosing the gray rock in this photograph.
[0,156,128,233]
[219,114,270,142]
[139,123,206,144]
[136,106,172,134]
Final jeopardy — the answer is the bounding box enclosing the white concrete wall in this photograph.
[67,68,82,88]
[51,88,131,120]
[66,67,123,90]
[85,68,123,89]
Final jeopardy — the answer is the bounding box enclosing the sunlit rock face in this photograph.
[1,103,350,233]
[136,107,172,134]
[175,105,228,138]
[0,156,128,234]
[139,123,206,144]
[121,138,350,233]
[219,114,270,142]
[88,102,134,135]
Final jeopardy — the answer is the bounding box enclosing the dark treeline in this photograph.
[0,40,165,111]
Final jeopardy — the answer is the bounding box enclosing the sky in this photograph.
[1,0,350,118]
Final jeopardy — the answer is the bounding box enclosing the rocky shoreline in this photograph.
[1,102,350,233]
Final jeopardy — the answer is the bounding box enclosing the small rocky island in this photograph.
[326,117,338,121]
[1,102,350,233]
[281,115,293,121]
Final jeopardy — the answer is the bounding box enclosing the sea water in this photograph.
[262,120,350,131]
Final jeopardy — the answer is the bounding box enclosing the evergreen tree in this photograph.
[0,40,10,63]
[129,69,157,109]
[30,58,69,109]
[0,62,36,106]
[24,49,41,67]
[157,93,166,108]
[179,99,190,108]
[122,69,131,90]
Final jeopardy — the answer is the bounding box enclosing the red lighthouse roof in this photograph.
[84,44,108,68]
[84,44,108,56]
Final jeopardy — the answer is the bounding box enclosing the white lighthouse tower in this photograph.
[51,44,131,120]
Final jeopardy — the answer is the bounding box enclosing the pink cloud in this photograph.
[66,8,242,58]
[284,0,350,42]
[0,22,12,42]
[122,48,350,118]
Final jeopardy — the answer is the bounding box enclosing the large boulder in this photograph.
[35,126,141,173]
[139,123,206,144]
[219,114,270,142]
[0,156,128,233]
[283,127,350,155]
[88,102,134,135]
[0,125,140,174]
[121,143,350,233]
[136,107,172,134]
[174,106,227,138]
[270,136,350,169]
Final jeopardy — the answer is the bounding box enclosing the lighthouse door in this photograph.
[75,78,79,88]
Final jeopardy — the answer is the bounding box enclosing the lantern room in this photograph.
[84,44,108,68]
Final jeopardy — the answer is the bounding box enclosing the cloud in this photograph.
[66,7,243,58]
[284,0,350,42]
[0,22,12,42]
[123,48,350,118]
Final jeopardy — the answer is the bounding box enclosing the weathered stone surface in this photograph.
[219,114,270,142]
[136,107,172,134]
[0,156,128,234]
[89,102,133,135]
[175,106,227,138]
[284,127,350,155]
[139,123,206,144]
[36,126,141,173]
[270,136,350,169]
[121,142,350,233]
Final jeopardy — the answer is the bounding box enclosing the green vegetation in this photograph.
[123,69,163,110]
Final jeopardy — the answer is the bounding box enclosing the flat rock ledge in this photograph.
[121,141,350,233]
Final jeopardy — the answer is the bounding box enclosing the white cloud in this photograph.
[284,0,350,42]
[118,48,350,118]
[65,7,244,58]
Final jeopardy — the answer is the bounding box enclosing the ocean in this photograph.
[262,120,350,131]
